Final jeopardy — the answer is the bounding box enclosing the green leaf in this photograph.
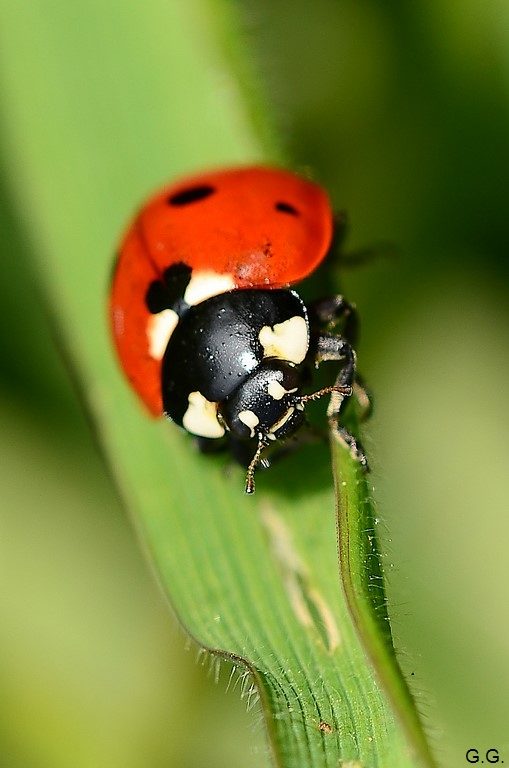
[331,431,434,766]
[0,1,434,765]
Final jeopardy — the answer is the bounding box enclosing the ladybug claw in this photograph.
[330,421,369,471]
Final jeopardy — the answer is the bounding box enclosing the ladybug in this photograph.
[110,166,366,493]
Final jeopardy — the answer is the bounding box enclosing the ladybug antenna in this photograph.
[245,436,267,495]
[299,384,352,406]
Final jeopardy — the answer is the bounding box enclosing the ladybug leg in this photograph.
[309,299,372,420]
[312,333,369,470]
[340,241,398,270]
[329,210,349,253]
[330,212,397,269]
[333,425,369,469]
[314,333,356,413]
[352,374,374,422]
[308,294,359,344]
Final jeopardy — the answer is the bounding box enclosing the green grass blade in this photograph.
[331,432,435,766]
[0,0,434,765]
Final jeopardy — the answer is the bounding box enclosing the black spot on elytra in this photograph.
[145,262,192,314]
[168,185,215,206]
[275,201,299,216]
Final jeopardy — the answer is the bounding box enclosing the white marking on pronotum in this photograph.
[183,270,235,306]
[258,315,308,364]
[182,391,225,438]
[147,308,179,360]
[238,410,260,438]
[267,380,298,400]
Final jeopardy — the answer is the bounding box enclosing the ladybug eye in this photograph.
[168,185,216,206]
[275,201,299,216]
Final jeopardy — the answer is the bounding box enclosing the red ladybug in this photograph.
[110,166,366,493]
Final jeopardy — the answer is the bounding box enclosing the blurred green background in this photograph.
[1,1,508,767]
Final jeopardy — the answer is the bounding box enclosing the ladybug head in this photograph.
[218,359,305,441]
[217,360,306,493]
[217,359,353,494]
